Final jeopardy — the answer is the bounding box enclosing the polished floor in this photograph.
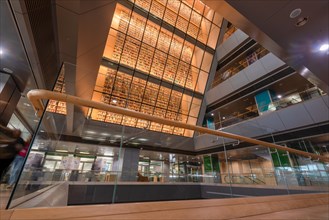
[0,192,328,219]
[237,205,329,219]
[0,185,12,210]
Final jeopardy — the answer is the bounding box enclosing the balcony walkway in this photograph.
[1,193,328,219]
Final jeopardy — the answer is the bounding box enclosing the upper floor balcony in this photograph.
[206,51,285,106]
[196,92,329,151]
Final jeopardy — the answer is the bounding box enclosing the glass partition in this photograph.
[5,62,328,209]
[212,44,269,87]
[207,86,326,130]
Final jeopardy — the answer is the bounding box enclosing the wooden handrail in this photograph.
[27,89,329,163]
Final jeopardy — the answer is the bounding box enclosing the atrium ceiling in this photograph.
[205,0,329,93]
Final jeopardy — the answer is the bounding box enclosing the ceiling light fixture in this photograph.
[289,8,302,19]
[3,68,13,73]
[319,44,329,52]
[277,95,282,99]
[295,17,308,27]
[300,67,309,76]
[79,151,90,154]
[56,149,68,153]
[210,113,214,116]
[138,138,148,142]
[0,49,3,55]
[112,99,117,103]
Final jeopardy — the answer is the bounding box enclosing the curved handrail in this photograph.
[27,89,329,163]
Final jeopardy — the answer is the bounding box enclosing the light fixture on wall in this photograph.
[319,43,329,52]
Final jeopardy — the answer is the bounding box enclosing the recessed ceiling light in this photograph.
[112,99,117,103]
[79,151,90,154]
[101,132,110,136]
[289,8,302,19]
[3,68,13,73]
[319,44,329,52]
[138,138,148,142]
[56,149,68,153]
[277,95,282,99]
[210,113,214,116]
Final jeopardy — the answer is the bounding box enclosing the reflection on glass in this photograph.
[46,69,66,114]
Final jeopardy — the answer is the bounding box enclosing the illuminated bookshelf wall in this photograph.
[91,0,222,137]
[46,70,67,115]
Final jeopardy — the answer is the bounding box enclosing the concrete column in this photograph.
[0,73,21,125]
[162,160,170,182]
[121,148,140,181]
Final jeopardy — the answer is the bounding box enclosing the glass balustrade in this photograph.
[212,45,269,87]
[5,63,328,209]
[210,86,326,130]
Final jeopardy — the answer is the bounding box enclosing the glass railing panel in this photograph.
[211,87,325,130]
[7,77,328,208]
[212,46,269,87]
[7,63,67,208]
[9,112,65,201]
[268,133,329,194]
